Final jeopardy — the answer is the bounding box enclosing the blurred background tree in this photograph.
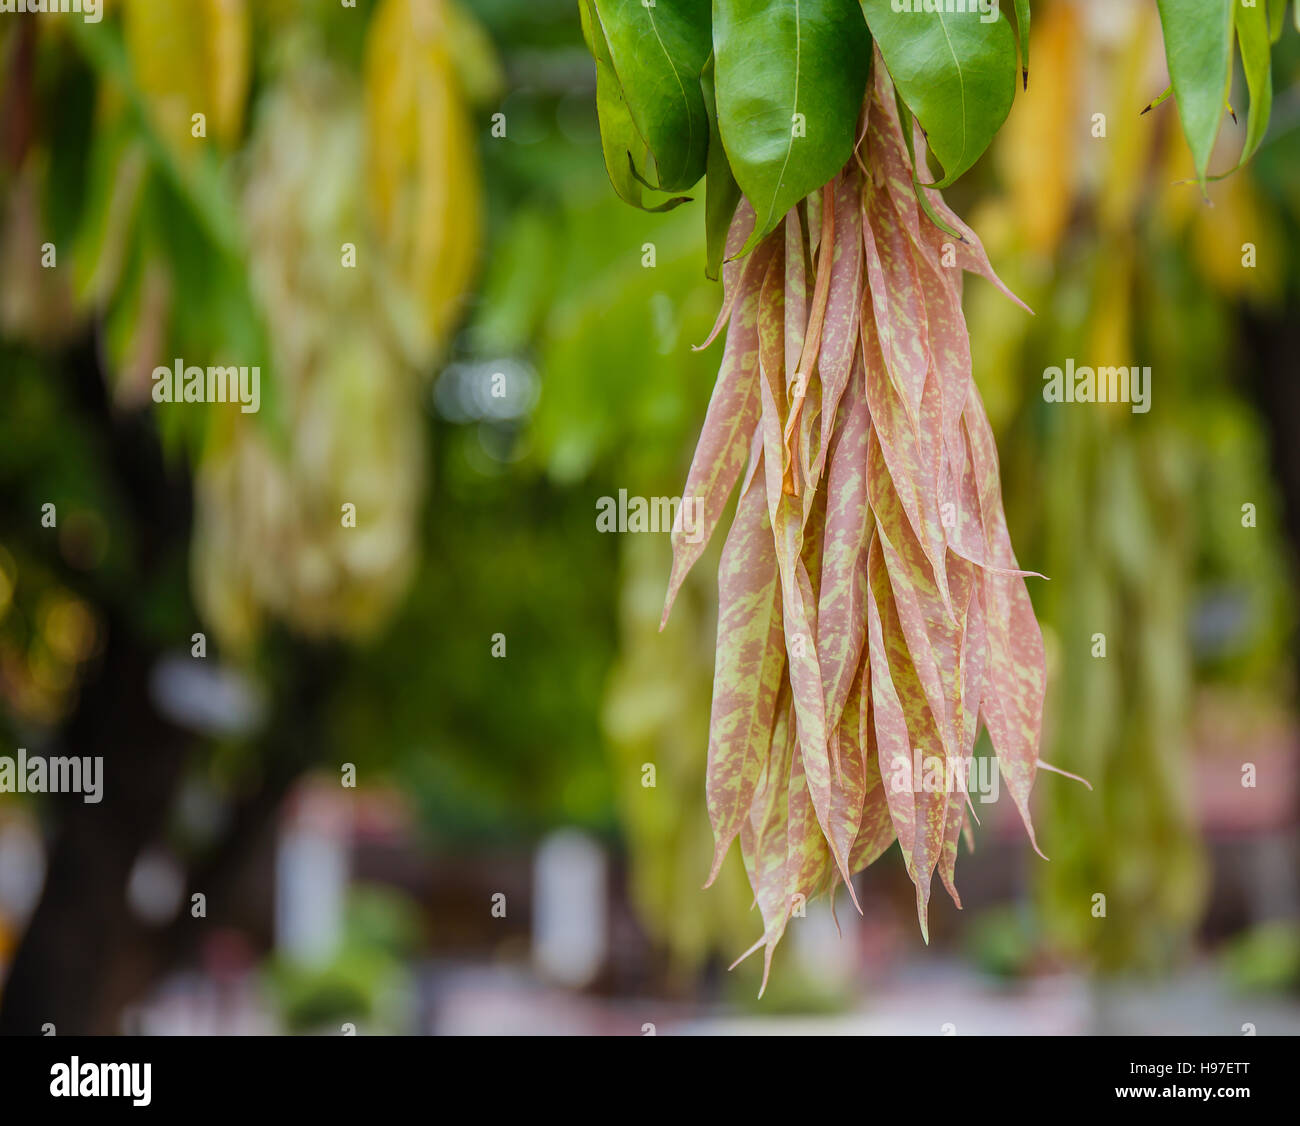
[0,0,500,1031]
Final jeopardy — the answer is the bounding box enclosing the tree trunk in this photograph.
[0,622,194,1034]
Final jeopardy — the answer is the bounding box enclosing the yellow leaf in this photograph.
[1191,171,1284,304]
[364,0,485,365]
[996,0,1079,260]
[204,0,251,146]
[122,0,249,152]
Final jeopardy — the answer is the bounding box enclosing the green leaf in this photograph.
[702,58,742,281]
[714,0,872,255]
[1156,0,1233,190]
[894,92,967,242]
[580,0,692,212]
[862,0,1017,188]
[1230,0,1274,170]
[590,0,712,192]
[1013,0,1030,88]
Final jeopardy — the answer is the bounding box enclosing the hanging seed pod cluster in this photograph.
[662,63,1044,985]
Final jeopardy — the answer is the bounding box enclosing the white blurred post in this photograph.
[275,785,350,967]
[532,829,607,987]
[794,898,856,989]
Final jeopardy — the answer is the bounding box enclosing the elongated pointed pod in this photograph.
[663,54,1048,980]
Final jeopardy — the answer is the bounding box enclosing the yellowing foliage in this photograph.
[996,0,1079,261]
[364,0,484,367]
[122,0,250,150]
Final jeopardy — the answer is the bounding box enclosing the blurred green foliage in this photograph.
[264,884,422,1032]
[1221,921,1300,993]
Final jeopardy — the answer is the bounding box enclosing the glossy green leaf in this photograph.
[861,0,1017,188]
[580,0,692,212]
[1156,0,1233,190]
[590,0,713,192]
[714,0,872,254]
